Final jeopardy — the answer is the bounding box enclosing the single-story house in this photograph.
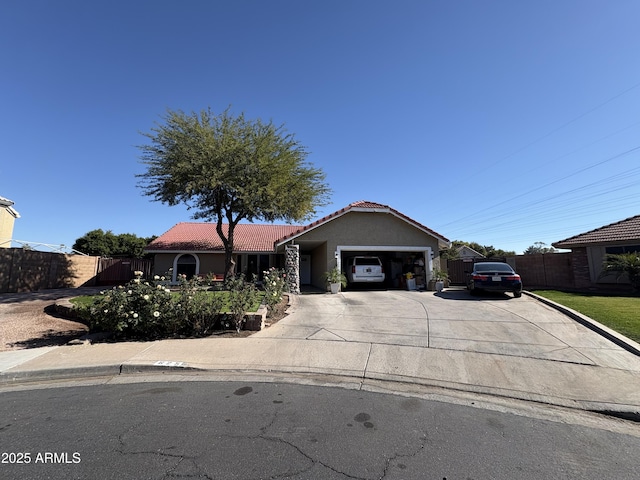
[0,195,20,249]
[146,200,451,290]
[552,214,640,288]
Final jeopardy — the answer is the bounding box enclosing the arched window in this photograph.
[173,254,199,281]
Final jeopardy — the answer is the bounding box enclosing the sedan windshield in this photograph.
[474,263,514,273]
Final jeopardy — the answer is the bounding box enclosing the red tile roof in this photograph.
[146,223,301,252]
[553,215,640,248]
[147,200,450,252]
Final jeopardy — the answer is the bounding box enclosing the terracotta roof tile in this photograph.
[147,200,450,253]
[553,215,640,248]
[147,223,301,252]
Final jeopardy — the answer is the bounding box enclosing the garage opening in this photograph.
[338,246,433,290]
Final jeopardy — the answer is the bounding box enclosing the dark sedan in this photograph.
[467,262,522,298]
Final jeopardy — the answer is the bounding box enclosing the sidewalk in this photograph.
[1,290,640,416]
[2,331,640,415]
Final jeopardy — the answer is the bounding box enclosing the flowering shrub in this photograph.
[84,273,174,338]
[78,271,267,339]
[173,274,224,335]
[224,274,258,333]
[262,267,287,315]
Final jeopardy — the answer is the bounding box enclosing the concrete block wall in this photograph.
[0,248,100,293]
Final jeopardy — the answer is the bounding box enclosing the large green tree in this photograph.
[440,240,516,260]
[137,108,331,278]
[523,242,556,255]
[72,229,155,258]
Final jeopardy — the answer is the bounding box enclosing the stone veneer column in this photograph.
[285,244,300,294]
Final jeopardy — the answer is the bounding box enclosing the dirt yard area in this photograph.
[0,289,97,351]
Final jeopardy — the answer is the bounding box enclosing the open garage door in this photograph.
[337,245,433,289]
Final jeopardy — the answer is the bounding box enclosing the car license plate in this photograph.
[366,268,372,273]
[492,276,501,282]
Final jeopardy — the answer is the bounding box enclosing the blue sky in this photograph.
[1,0,639,254]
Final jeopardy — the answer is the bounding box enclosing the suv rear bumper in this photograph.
[349,275,385,283]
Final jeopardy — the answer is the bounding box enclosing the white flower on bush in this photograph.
[154,275,160,280]
[153,311,160,318]
[133,313,139,319]
[127,290,133,295]
[103,309,109,314]
[134,271,143,277]
[133,279,140,284]
[143,295,150,301]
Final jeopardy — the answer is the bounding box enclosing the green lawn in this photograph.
[70,291,263,312]
[533,290,640,343]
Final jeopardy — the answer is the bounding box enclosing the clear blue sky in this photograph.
[2,0,639,254]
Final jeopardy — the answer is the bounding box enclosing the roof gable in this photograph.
[553,215,640,248]
[457,245,485,258]
[276,200,450,247]
[0,195,20,218]
[147,200,451,253]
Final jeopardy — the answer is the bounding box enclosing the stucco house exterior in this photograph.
[146,200,451,290]
[0,196,20,248]
[553,214,640,288]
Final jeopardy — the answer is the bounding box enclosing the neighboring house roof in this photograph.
[275,200,451,247]
[456,245,485,258]
[553,215,640,248]
[147,200,451,253]
[0,195,20,218]
[146,223,301,252]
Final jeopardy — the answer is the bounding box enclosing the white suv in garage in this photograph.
[346,256,385,284]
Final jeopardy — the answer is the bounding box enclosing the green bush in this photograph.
[172,274,225,335]
[225,275,258,332]
[77,272,257,339]
[81,273,174,338]
[262,267,287,315]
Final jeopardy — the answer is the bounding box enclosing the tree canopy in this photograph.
[72,229,156,258]
[137,108,331,278]
[523,242,556,255]
[440,240,516,259]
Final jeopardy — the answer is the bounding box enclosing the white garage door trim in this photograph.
[336,245,433,279]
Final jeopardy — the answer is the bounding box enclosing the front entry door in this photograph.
[300,255,311,284]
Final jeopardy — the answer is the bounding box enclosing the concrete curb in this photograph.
[524,291,640,357]
[2,362,638,416]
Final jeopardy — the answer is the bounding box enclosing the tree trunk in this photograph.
[216,209,241,281]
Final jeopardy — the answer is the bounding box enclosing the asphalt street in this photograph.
[1,379,639,480]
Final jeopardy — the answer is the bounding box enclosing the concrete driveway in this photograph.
[254,287,640,372]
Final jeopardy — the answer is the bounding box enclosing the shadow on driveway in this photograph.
[435,288,515,301]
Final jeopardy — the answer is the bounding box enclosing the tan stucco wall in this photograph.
[293,211,441,287]
[153,252,227,278]
[310,242,328,288]
[0,209,16,248]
